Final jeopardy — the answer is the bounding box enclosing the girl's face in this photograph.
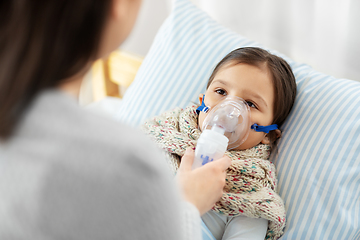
[198,62,275,150]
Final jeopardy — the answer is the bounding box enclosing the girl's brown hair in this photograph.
[207,47,297,149]
[0,0,112,139]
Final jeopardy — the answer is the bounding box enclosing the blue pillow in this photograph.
[116,0,360,239]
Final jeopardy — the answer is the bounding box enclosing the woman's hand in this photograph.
[176,148,231,215]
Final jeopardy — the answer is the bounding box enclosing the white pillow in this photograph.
[117,0,360,239]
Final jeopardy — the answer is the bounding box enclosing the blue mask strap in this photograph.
[196,95,209,114]
[251,123,278,134]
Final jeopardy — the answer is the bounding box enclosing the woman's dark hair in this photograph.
[207,47,297,149]
[0,0,112,139]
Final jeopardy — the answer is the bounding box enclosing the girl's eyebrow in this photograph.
[211,79,228,86]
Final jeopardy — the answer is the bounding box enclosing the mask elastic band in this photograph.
[251,123,278,134]
[196,96,209,114]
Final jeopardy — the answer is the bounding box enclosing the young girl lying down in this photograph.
[142,47,297,240]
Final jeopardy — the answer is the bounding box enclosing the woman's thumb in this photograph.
[179,148,195,171]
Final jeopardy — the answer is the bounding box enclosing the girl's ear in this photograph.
[260,129,282,144]
[260,134,270,145]
[198,93,204,105]
[275,129,282,139]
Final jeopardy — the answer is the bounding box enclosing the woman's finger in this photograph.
[208,155,232,171]
[178,148,194,172]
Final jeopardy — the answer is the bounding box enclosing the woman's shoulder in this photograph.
[8,89,167,172]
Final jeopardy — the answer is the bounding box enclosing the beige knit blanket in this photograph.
[142,105,286,240]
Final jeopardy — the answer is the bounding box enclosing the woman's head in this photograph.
[198,47,297,150]
[0,0,141,139]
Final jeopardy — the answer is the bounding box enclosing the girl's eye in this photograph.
[215,89,227,95]
[246,101,257,109]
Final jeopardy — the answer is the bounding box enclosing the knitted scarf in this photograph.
[142,105,286,240]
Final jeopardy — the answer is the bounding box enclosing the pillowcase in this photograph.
[116,0,360,239]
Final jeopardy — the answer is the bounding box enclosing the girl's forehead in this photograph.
[215,62,271,80]
[217,61,269,75]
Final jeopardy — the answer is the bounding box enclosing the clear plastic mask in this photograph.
[201,96,251,150]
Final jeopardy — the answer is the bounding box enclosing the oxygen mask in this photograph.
[200,95,251,150]
[193,94,278,169]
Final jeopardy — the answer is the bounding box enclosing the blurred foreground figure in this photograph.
[0,0,230,239]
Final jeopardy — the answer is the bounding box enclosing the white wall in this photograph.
[192,0,360,81]
[122,0,360,81]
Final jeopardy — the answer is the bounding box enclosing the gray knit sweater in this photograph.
[0,90,200,240]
